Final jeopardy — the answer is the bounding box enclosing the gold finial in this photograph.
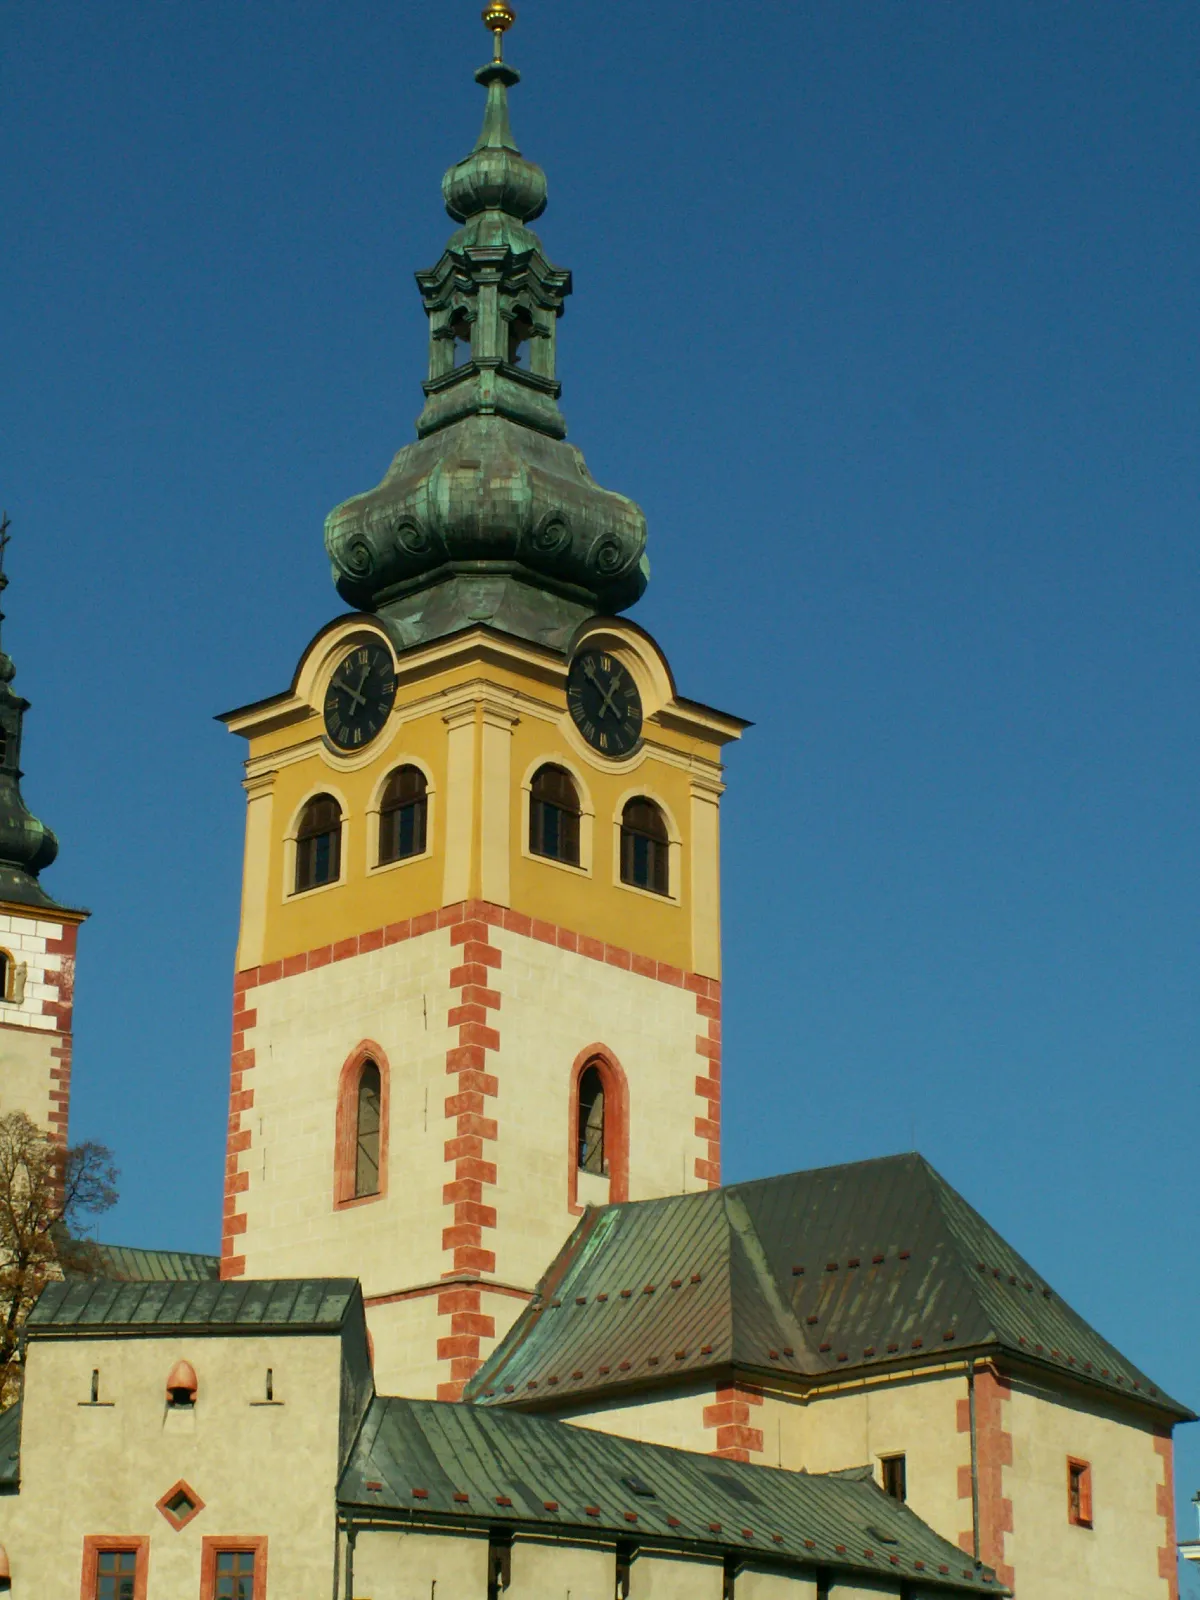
[483,1,516,61]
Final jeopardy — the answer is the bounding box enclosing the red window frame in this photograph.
[1067,1457,1093,1528]
[333,1039,391,1210]
[81,1536,149,1600]
[567,1045,630,1215]
[200,1536,269,1600]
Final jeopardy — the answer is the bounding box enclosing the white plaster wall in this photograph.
[351,1526,488,1600]
[734,1565,818,1600]
[0,1027,57,1132]
[562,1386,710,1450]
[240,931,456,1294]
[1005,1382,1168,1600]
[362,1291,525,1402]
[490,928,708,1289]
[634,1550,725,1598]
[0,1332,343,1598]
[508,1537,614,1600]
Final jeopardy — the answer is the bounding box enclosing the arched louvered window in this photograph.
[577,1064,606,1175]
[378,765,428,864]
[529,764,581,866]
[620,797,669,895]
[295,794,342,892]
[355,1060,382,1198]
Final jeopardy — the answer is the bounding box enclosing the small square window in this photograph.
[82,1539,148,1600]
[881,1453,907,1502]
[202,1537,267,1600]
[1068,1457,1093,1527]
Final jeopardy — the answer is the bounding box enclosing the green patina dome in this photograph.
[324,37,649,651]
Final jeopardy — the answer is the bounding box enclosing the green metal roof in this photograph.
[27,1277,360,1335]
[67,1243,220,1283]
[340,1396,1004,1594]
[466,1153,1191,1420]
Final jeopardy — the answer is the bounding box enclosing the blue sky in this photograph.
[5,0,1198,1560]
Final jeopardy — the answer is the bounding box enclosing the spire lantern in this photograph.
[323,17,649,651]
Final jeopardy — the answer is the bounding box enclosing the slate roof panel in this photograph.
[467,1154,1191,1419]
[0,1402,20,1489]
[27,1277,360,1334]
[340,1395,1004,1594]
[66,1244,220,1283]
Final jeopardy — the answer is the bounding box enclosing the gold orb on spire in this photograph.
[482,1,516,60]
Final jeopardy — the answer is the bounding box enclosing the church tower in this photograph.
[0,521,87,1145]
[221,9,745,1400]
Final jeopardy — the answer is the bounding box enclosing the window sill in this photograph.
[286,875,346,902]
[333,1189,386,1212]
[367,848,434,878]
[525,847,592,879]
[249,1400,286,1407]
[616,877,680,907]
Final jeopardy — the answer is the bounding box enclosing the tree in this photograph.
[0,1111,118,1406]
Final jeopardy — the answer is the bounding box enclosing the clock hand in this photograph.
[332,674,367,711]
[595,678,622,720]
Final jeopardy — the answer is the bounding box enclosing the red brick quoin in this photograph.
[1155,1431,1179,1600]
[42,922,79,1148]
[957,1367,1015,1590]
[703,1382,765,1463]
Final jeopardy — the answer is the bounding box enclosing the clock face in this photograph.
[567,649,643,757]
[324,639,396,751]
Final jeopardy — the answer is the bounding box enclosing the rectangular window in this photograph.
[881,1453,907,1502]
[202,1537,268,1600]
[1067,1458,1093,1527]
[82,1538,149,1600]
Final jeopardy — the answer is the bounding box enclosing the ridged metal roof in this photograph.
[340,1396,1004,1593]
[68,1243,220,1283]
[466,1153,1190,1419]
[27,1277,360,1334]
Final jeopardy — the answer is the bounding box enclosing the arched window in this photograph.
[334,1042,390,1209]
[577,1065,606,1175]
[620,797,669,895]
[378,766,428,864]
[529,764,581,865]
[507,304,536,366]
[295,795,341,893]
[449,307,472,367]
[355,1061,382,1198]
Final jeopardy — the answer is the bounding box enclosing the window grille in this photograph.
[355,1061,382,1198]
[530,764,581,865]
[378,765,428,863]
[295,794,342,892]
[620,797,669,895]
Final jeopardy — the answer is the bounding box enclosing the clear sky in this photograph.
[5,0,1198,1561]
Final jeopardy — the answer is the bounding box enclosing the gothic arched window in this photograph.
[620,797,669,895]
[529,764,581,866]
[577,1064,606,1175]
[355,1060,382,1199]
[295,795,342,893]
[378,766,428,864]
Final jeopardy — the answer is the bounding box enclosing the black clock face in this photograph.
[567,649,643,757]
[324,640,396,751]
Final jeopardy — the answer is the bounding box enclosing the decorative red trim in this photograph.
[566,1044,630,1214]
[436,914,504,1401]
[1154,1432,1179,1599]
[155,1477,206,1531]
[80,1535,149,1600]
[200,1536,268,1600]
[333,1040,390,1210]
[956,1367,1014,1589]
[703,1382,765,1462]
[694,986,721,1189]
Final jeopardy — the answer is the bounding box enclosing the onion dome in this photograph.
[323,9,649,652]
[0,520,72,912]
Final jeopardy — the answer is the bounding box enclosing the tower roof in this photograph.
[0,516,81,915]
[465,1152,1192,1422]
[323,11,649,653]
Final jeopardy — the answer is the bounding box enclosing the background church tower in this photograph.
[0,518,87,1145]
[221,9,746,1400]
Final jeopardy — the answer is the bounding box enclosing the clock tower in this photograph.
[221,10,746,1400]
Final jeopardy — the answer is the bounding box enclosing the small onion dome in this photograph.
[443,62,547,224]
[166,1359,198,1405]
